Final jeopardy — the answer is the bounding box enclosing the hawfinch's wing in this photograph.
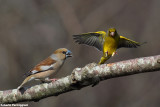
[118,36,141,49]
[73,31,106,51]
[25,57,56,77]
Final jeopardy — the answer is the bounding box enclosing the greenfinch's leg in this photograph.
[112,51,118,56]
[105,51,108,57]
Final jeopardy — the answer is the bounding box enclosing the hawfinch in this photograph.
[73,28,144,64]
[17,48,72,89]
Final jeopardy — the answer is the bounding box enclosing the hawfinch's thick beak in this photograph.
[66,50,72,57]
[110,32,115,37]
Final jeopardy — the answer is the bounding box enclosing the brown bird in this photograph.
[17,48,72,89]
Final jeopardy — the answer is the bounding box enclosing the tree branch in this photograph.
[1,55,160,104]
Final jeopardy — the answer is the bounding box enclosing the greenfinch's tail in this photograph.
[98,56,111,64]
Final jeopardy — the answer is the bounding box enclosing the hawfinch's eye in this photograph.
[62,51,66,54]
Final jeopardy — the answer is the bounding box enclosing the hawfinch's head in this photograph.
[53,48,72,60]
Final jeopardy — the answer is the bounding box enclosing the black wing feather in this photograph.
[73,32,104,51]
[118,36,141,49]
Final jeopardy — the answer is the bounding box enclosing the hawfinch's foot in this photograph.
[50,78,58,82]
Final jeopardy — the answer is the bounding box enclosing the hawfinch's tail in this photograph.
[17,75,34,90]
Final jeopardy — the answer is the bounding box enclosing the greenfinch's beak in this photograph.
[110,32,115,37]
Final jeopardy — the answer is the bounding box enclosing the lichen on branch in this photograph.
[0,55,160,104]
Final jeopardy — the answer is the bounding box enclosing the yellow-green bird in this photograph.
[73,28,144,64]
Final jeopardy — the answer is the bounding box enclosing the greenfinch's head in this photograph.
[108,28,117,37]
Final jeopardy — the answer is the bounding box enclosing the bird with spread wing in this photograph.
[73,28,145,64]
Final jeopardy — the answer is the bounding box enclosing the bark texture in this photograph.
[0,55,160,104]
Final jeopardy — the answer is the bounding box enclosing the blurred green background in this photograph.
[0,0,160,107]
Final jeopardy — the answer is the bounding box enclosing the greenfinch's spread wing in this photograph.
[73,31,106,51]
[118,36,140,48]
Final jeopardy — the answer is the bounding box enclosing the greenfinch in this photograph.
[73,28,144,64]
